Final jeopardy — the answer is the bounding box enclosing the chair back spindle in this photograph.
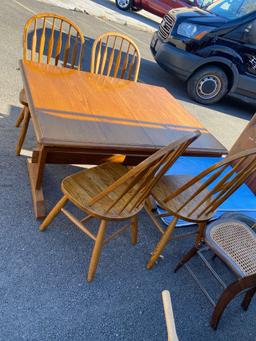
[23,13,84,69]
[90,32,141,81]
[163,149,256,221]
[88,132,201,215]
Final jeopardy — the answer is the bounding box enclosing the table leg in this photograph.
[35,147,47,190]
[27,146,47,219]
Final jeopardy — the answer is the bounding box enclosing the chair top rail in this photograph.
[164,148,256,203]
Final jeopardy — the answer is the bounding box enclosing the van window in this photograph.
[197,0,214,7]
[207,0,256,19]
[227,20,256,45]
[239,0,256,17]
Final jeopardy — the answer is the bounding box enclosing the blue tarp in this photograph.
[157,156,256,226]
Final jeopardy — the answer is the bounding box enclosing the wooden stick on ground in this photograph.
[162,290,179,341]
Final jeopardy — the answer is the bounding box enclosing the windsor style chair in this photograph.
[16,13,85,155]
[146,148,256,270]
[90,32,141,81]
[39,132,200,282]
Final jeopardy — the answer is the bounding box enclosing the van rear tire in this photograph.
[187,66,228,105]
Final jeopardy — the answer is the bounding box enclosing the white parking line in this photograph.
[14,0,60,25]
[14,0,37,14]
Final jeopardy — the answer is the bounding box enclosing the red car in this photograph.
[115,0,213,17]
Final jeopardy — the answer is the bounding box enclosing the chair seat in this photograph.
[205,219,256,278]
[151,174,213,222]
[62,162,144,220]
[19,88,28,106]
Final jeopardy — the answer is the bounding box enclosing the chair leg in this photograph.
[16,107,30,156]
[39,195,68,231]
[241,287,256,311]
[174,222,206,273]
[146,217,177,270]
[145,197,156,211]
[16,106,26,127]
[212,254,217,261]
[195,222,206,246]
[131,215,138,245]
[211,279,251,330]
[87,219,107,282]
[174,246,199,273]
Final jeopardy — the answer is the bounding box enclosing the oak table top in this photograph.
[20,60,226,156]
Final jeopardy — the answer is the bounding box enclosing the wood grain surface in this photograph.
[20,60,226,156]
[230,113,256,194]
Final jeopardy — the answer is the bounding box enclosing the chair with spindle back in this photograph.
[39,132,200,282]
[146,148,256,271]
[90,32,141,81]
[16,13,85,155]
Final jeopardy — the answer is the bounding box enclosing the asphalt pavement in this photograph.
[0,0,255,340]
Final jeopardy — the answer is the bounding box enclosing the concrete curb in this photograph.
[36,0,161,32]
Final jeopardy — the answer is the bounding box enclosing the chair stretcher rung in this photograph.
[197,250,227,289]
[103,224,130,245]
[185,264,216,307]
[61,208,96,240]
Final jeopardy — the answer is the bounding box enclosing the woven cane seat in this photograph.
[205,219,256,278]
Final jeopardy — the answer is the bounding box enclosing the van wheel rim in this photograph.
[196,75,222,100]
[117,0,130,8]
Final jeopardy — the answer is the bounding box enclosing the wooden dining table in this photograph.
[20,60,227,218]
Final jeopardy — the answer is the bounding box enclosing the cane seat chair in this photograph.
[189,218,256,329]
[146,148,256,271]
[39,132,200,282]
[16,13,85,155]
[90,32,141,81]
[206,219,256,278]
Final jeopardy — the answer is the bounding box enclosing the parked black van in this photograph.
[151,0,256,104]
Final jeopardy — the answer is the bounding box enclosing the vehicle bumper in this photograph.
[150,32,203,81]
[231,74,256,106]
